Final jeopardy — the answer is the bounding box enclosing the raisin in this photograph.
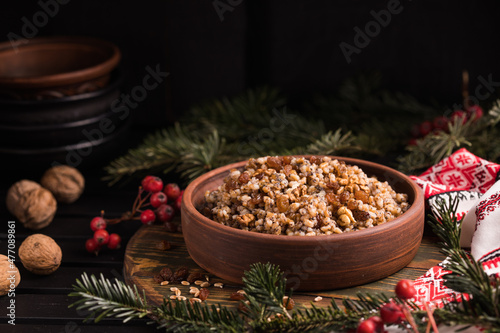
[353,209,370,222]
[156,240,171,251]
[282,156,292,165]
[326,181,340,192]
[153,274,164,284]
[159,267,173,281]
[238,301,249,313]
[238,172,250,184]
[230,292,246,301]
[277,195,290,213]
[266,156,282,170]
[339,191,350,204]
[186,272,204,283]
[173,266,189,282]
[309,156,321,165]
[225,179,239,191]
[354,189,369,203]
[249,192,263,205]
[254,172,264,180]
[198,288,210,301]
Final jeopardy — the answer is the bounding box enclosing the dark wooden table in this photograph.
[0,168,445,332]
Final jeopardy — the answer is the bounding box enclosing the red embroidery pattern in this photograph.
[414,148,500,195]
[413,265,468,308]
[475,193,500,225]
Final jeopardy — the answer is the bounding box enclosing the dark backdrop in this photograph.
[1,0,500,128]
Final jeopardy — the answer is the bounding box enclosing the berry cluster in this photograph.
[85,175,184,255]
[356,279,427,333]
[410,105,484,144]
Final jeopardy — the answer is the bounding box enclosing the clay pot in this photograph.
[0,36,120,100]
[181,156,425,291]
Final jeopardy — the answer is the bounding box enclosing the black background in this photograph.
[1,0,500,128]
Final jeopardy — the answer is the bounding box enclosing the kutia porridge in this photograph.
[203,156,409,236]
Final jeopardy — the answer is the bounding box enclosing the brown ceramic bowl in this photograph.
[0,36,120,100]
[181,156,424,291]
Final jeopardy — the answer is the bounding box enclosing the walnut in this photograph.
[6,180,57,230]
[40,165,85,204]
[18,234,62,275]
[0,254,21,296]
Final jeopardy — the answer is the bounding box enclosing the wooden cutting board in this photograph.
[123,219,444,310]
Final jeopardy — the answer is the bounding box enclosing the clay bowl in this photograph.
[0,36,120,100]
[181,156,425,291]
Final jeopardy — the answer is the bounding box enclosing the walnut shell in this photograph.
[6,180,57,230]
[19,234,62,275]
[41,165,85,204]
[0,254,21,296]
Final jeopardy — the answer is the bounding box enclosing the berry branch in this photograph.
[85,176,184,255]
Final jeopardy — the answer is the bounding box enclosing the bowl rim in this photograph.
[0,36,121,88]
[183,155,424,244]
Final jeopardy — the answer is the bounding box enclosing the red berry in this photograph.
[85,238,100,254]
[356,319,376,333]
[156,204,175,223]
[175,190,184,211]
[419,120,433,137]
[395,279,417,300]
[408,138,417,146]
[379,301,403,324]
[451,110,467,125]
[150,192,167,208]
[93,229,110,246]
[164,183,181,201]
[467,105,484,121]
[141,175,154,190]
[142,176,163,193]
[140,209,156,225]
[432,115,449,131]
[90,216,107,231]
[107,233,122,250]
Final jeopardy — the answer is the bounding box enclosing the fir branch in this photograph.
[68,273,150,323]
[299,128,358,156]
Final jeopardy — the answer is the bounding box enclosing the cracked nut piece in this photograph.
[0,254,21,296]
[41,165,85,204]
[6,180,57,230]
[19,234,62,275]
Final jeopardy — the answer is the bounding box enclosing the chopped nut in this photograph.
[314,296,323,302]
[189,287,200,294]
[190,297,202,304]
[213,282,224,288]
[200,282,210,288]
[194,280,204,285]
[170,287,179,292]
[169,295,177,300]
[175,289,181,296]
[237,290,246,294]
[181,281,190,286]
[177,296,187,301]
[160,281,169,286]
[155,240,172,251]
